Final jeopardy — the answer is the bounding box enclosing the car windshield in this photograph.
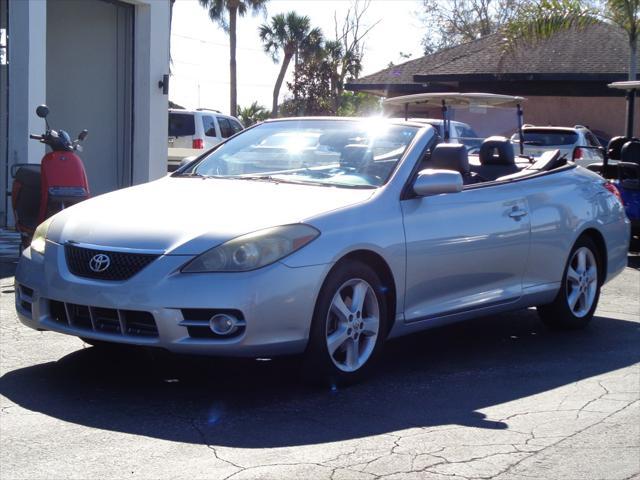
[181,119,418,188]
[511,129,579,146]
[446,105,517,152]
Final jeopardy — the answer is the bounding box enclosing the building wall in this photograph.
[2,0,170,227]
[522,96,640,139]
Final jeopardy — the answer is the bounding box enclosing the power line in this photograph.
[172,33,266,53]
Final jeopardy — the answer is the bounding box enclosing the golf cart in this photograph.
[585,81,640,237]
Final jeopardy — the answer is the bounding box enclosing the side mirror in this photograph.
[77,129,88,141]
[412,169,463,196]
[35,105,49,118]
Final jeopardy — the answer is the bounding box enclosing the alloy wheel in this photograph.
[565,246,598,318]
[325,278,380,373]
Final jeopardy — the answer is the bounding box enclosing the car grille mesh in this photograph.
[49,300,159,337]
[65,244,159,281]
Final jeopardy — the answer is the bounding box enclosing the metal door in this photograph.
[46,0,133,196]
[401,183,531,322]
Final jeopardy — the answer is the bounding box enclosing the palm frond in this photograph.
[502,0,599,51]
[198,0,229,32]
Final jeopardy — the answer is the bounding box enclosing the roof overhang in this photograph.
[414,73,627,83]
[608,81,640,90]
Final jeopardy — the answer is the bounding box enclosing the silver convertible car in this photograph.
[15,101,630,384]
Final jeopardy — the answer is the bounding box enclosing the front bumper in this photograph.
[15,241,329,357]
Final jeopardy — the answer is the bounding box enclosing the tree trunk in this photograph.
[229,6,238,116]
[272,53,292,117]
[630,35,638,80]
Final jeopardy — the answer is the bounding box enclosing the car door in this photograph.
[401,182,531,321]
[202,115,221,148]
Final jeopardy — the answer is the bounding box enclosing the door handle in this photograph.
[509,209,528,219]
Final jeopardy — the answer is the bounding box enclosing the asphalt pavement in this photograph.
[0,249,638,480]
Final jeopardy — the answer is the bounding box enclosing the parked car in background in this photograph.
[167,108,244,171]
[591,129,611,151]
[401,118,482,151]
[510,125,604,166]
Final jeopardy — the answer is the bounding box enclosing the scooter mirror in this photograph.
[36,105,49,118]
[78,129,88,141]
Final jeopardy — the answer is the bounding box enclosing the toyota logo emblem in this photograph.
[89,254,111,273]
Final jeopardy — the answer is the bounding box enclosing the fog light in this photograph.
[209,313,238,336]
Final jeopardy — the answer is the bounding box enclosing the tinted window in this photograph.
[518,129,579,146]
[168,113,195,137]
[231,120,244,134]
[585,132,600,147]
[218,117,233,138]
[203,115,217,137]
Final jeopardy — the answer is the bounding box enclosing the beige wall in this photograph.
[523,96,640,139]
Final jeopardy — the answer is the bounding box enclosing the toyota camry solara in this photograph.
[15,118,630,384]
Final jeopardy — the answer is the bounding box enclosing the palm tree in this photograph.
[237,101,270,126]
[259,12,323,116]
[198,0,269,116]
[505,0,639,80]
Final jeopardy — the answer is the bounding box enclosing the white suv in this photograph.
[168,109,244,171]
[510,125,605,166]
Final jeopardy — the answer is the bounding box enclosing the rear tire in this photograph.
[537,236,601,330]
[303,260,388,386]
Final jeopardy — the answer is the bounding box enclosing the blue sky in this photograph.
[170,0,425,113]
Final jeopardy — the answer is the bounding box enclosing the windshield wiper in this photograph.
[234,174,277,181]
[173,171,205,177]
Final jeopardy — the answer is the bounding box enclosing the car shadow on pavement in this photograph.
[1,309,639,448]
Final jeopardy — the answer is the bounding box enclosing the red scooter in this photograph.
[11,105,90,250]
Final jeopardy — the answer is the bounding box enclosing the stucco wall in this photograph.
[523,95,640,139]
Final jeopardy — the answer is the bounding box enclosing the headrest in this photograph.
[621,140,640,164]
[479,136,515,165]
[319,132,352,151]
[341,144,372,167]
[608,136,631,161]
[429,143,469,174]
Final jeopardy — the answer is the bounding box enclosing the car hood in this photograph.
[48,177,375,255]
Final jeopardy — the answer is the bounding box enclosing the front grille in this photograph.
[48,300,158,337]
[65,244,159,281]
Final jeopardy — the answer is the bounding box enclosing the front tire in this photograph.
[537,236,601,329]
[303,260,388,386]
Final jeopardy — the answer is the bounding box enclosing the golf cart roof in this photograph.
[608,81,640,91]
[383,92,526,108]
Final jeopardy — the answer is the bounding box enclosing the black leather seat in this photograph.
[341,144,372,169]
[607,136,630,161]
[621,139,640,164]
[619,140,640,189]
[423,143,481,184]
[474,136,520,180]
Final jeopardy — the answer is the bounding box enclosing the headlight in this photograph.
[182,224,320,273]
[30,217,54,255]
